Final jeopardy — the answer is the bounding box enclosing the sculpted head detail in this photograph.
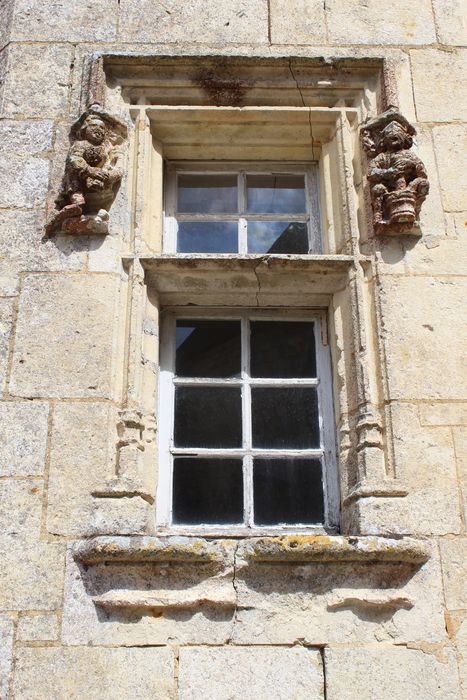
[380,121,412,152]
[81,116,106,145]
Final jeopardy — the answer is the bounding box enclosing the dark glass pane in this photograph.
[246,174,306,214]
[250,321,316,378]
[176,320,241,378]
[174,386,242,448]
[173,457,243,524]
[177,221,238,253]
[253,458,324,524]
[178,174,237,213]
[251,387,320,448]
[247,221,308,254]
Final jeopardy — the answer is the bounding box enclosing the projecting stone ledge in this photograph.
[72,535,430,566]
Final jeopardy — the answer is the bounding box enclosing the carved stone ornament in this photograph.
[361,108,429,235]
[46,103,127,235]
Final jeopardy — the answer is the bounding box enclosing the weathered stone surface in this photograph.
[411,49,467,121]
[420,402,467,426]
[47,402,116,536]
[270,0,326,45]
[11,647,175,700]
[0,210,87,275]
[17,613,59,641]
[389,402,461,535]
[0,298,14,395]
[118,0,269,44]
[0,0,14,50]
[404,236,467,276]
[432,0,467,45]
[178,647,323,700]
[0,615,13,700]
[440,538,467,609]
[326,0,436,44]
[0,401,49,477]
[413,125,447,239]
[0,480,64,610]
[0,119,53,155]
[453,427,467,521]
[2,43,73,118]
[10,0,118,42]
[325,646,460,699]
[379,276,467,400]
[10,274,120,399]
[433,125,467,212]
[0,153,49,209]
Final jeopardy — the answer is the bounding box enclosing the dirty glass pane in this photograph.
[174,386,242,448]
[246,174,306,214]
[247,221,308,254]
[177,221,238,253]
[173,457,243,524]
[176,320,241,378]
[250,321,316,378]
[251,387,320,449]
[178,174,238,213]
[253,458,324,524]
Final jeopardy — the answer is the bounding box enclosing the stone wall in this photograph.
[0,1,466,698]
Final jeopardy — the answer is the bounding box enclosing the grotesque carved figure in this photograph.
[361,108,429,235]
[46,104,127,235]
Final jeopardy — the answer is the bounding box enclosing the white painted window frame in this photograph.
[157,307,339,535]
[163,161,322,255]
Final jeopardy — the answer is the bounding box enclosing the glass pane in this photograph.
[253,458,324,524]
[250,321,316,378]
[178,174,237,213]
[246,174,306,214]
[251,387,320,448]
[173,457,243,524]
[177,221,238,253]
[174,386,242,448]
[247,221,308,254]
[176,320,241,378]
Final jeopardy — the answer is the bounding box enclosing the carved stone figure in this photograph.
[361,108,429,235]
[46,104,127,235]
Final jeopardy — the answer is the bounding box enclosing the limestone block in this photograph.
[17,613,59,641]
[178,647,323,700]
[0,480,64,610]
[11,647,175,700]
[0,210,87,276]
[270,0,326,45]
[449,612,467,698]
[0,0,14,50]
[326,0,436,44]
[412,126,446,238]
[10,274,120,399]
[404,236,467,276]
[440,538,467,609]
[378,276,467,400]
[388,402,461,535]
[118,0,269,44]
[432,0,467,45]
[0,119,53,155]
[420,402,467,426]
[62,548,237,646]
[10,0,118,42]
[325,646,459,699]
[454,427,467,520]
[0,153,49,209]
[47,402,117,536]
[0,298,14,395]
[0,401,49,477]
[433,125,467,212]
[0,616,13,700]
[2,43,73,118]
[411,49,467,122]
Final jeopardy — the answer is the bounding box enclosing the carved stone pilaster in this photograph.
[46,103,127,236]
[361,108,429,236]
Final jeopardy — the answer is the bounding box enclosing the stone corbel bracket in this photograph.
[361,107,429,236]
[46,103,128,236]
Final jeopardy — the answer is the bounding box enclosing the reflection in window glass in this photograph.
[177,174,237,213]
[176,320,241,378]
[253,458,324,524]
[173,458,243,524]
[177,222,238,253]
[246,174,306,214]
[247,221,309,254]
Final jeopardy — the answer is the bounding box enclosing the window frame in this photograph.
[156,307,339,535]
[163,161,323,255]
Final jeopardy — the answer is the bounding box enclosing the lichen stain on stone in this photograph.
[194,70,251,107]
